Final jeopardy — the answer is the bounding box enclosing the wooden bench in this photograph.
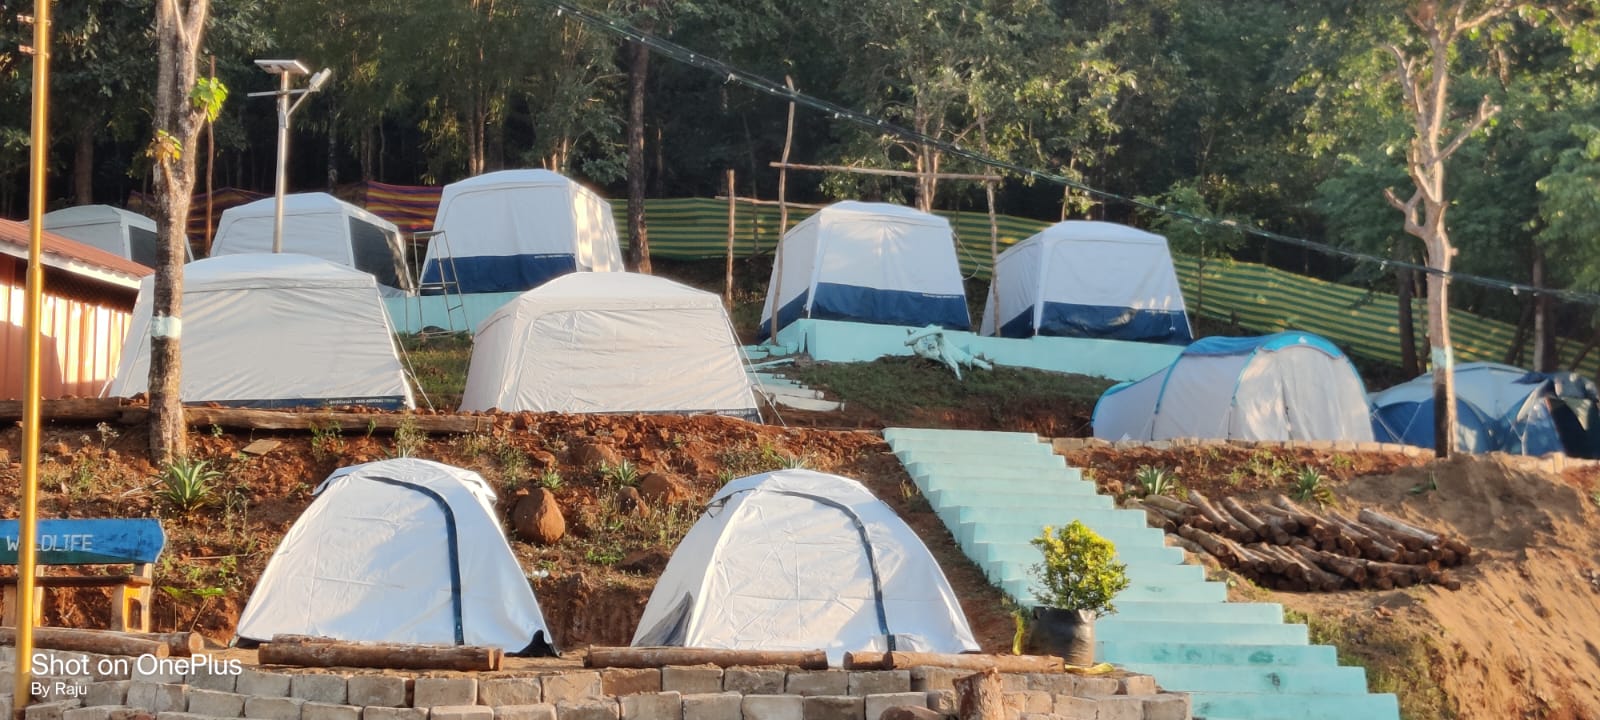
[0,518,166,633]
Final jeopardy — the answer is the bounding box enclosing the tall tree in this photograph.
[148,0,219,464]
[625,0,661,273]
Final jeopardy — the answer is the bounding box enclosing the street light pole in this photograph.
[251,59,331,254]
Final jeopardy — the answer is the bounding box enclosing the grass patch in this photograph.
[789,357,1114,423]
[1284,608,1451,718]
[399,332,473,409]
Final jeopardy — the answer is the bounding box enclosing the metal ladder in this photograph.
[405,229,469,336]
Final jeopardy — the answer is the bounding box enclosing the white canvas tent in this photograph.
[108,254,415,410]
[235,458,558,655]
[419,169,623,294]
[1093,331,1373,442]
[633,469,979,663]
[210,192,412,295]
[758,201,970,340]
[41,205,185,267]
[460,272,758,419]
[979,221,1191,344]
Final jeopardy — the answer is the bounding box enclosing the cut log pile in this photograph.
[1134,491,1470,592]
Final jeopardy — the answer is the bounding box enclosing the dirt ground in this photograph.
[5,413,1600,719]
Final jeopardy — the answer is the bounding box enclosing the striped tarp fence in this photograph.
[364,181,445,235]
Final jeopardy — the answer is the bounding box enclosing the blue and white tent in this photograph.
[419,169,623,294]
[979,221,1191,344]
[1371,362,1600,457]
[210,193,411,296]
[758,201,970,340]
[1093,331,1374,442]
[108,254,415,410]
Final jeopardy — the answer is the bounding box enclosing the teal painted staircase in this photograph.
[882,428,1399,720]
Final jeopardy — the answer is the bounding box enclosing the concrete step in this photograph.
[1097,642,1338,667]
[958,515,1153,548]
[914,473,1093,497]
[898,452,1067,473]
[883,428,1042,444]
[926,487,1113,510]
[968,534,1171,569]
[1119,663,1370,695]
[955,506,1152,529]
[750,373,808,389]
[993,560,1203,587]
[892,440,1056,460]
[1189,691,1399,720]
[1000,577,1229,605]
[1095,619,1309,646]
[1108,601,1284,625]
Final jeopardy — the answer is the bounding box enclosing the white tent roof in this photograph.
[1093,332,1373,442]
[108,254,415,409]
[236,458,557,655]
[979,221,1191,342]
[211,193,410,292]
[460,272,757,418]
[42,205,155,232]
[41,205,170,265]
[758,201,969,337]
[632,469,979,664]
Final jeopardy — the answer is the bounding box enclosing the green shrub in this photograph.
[1133,465,1179,498]
[157,458,223,513]
[1028,520,1130,616]
[1292,466,1335,506]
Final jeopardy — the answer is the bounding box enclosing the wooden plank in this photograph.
[259,636,501,671]
[183,407,496,434]
[883,652,1065,673]
[0,626,169,657]
[0,397,134,422]
[586,646,829,670]
[0,518,164,565]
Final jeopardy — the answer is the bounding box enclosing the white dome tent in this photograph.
[210,192,412,296]
[633,469,979,664]
[758,201,970,340]
[420,169,623,294]
[460,272,758,419]
[979,221,1191,344]
[1093,331,1374,443]
[108,254,415,410]
[235,458,558,656]
[41,205,186,267]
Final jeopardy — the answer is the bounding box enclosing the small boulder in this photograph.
[639,472,690,506]
[529,450,557,468]
[617,549,669,574]
[880,708,945,720]
[617,486,650,518]
[572,442,622,469]
[512,488,566,545]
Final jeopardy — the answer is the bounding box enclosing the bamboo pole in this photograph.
[15,0,53,712]
[725,169,736,308]
[769,75,795,341]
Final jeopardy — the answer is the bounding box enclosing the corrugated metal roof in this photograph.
[0,218,154,290]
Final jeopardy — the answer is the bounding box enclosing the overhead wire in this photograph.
[544,0,1600,308]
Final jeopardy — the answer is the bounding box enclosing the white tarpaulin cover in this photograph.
[235,458,557,655]
[632,469,979,663]
[758,201,970,339]
[978,221,1191,344]
[41,205,172,267]
[108,253,415,409]
[1093,331,1373,442]
[420,169,623,293]
[210,192,411,294]
[460,272,757,418]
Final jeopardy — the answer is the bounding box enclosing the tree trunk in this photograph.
[1427,235,1457,459]
[626,29,653,273]
[73,122,96,205]
[326,97,338,191]
[1396,263,1420,377]
[1533,248,1554,371]
[148,0,210,465]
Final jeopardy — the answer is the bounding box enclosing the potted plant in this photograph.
[1024,520,1130,665]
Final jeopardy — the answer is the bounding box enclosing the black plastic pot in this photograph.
[1024,607,1096,666]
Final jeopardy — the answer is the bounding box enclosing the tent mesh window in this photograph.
[128,226,159,268]
[348,218,403,288]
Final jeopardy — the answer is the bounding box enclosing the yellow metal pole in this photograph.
[14,0,52,715]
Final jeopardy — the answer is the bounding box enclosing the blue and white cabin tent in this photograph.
[758,201,970,340]
[633,469,979,664]
[459,272,759,420]
[419,169,623,294]
[236,458,557,656]
[108,254,415,410]
[1093,331,1374,442]
[1371,362,1600,457]
[210,192,412,296]
[979,221,1191,344]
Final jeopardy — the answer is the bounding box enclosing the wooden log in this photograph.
[1177,525,1240,564]
[1326,512,1403,563]
[1290,545,1367,585]
[954,667,1006,720]
[0,626,168,657]
[1166,534,1209,559]
[1246,543,1290,575]
[0,398,139,423]
[260,636,500,671]
[1254,503,1304,534]
[1277,546,1347,591]
[885,652,1065,674]
[1141,494,1200,521]
[842,651,888,670]
[1356,509,1439,547]
[1189,490,1255,541]
[139,631,203,657]
[1223,498,1288,545]
[1133,502,1181,532]
[1433,570,1463,591]
[184,407,496,435]
[587,646,828,670]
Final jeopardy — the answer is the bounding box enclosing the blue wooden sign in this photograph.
[0,518,165,565]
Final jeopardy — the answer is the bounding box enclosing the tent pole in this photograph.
[770,76,795,341]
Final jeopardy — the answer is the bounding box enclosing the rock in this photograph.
[513,489,566,545]
[639,473,689,506]
[879,707,944,720]
[48,441,72,457]
[530,451,557,468]
[0,448,11,465]
[617,550,669,574]
[618,487,650,518]
[573,442,622,469]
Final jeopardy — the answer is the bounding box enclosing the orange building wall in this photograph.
[0,264,134,400]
